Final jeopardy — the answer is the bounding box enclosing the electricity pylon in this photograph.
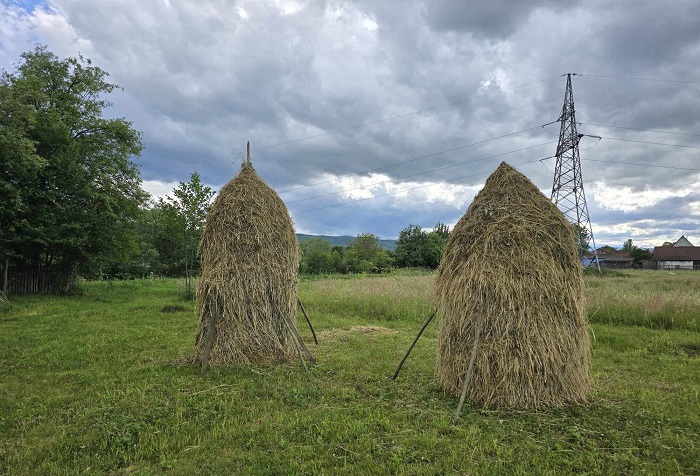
[551,73,600,270]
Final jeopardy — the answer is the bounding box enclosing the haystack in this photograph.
[436,162,589,410]
[193,154,301,366]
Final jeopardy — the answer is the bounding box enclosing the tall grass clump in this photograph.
[193,159,300,365]
[435,162,590,410]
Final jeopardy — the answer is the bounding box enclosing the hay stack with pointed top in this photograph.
[436,162,590,410]
[193,160,299,365]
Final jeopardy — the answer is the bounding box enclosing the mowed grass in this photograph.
[0,271,698,475]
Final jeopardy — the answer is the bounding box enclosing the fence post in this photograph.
[2,259,8,294]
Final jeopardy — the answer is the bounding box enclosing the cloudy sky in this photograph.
[2,0,699,247]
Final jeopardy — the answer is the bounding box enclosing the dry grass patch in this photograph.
[317,325,399,340]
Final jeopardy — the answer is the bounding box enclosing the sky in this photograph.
[1,0,699,248]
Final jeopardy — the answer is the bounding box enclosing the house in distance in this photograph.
[647,236,700,270]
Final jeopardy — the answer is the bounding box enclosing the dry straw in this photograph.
[193,158,301,366]
[436,162,590,410]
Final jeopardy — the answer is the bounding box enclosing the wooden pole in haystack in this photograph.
[194,142,315,370]
[436,162,590,412]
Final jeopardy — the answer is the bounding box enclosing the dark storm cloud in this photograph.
[2,0,699,244]
[423,0,580,38]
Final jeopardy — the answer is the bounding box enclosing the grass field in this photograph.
[1,270,699,475]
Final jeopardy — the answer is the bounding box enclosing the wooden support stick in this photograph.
[278,307,316,365]
[392,307,437,380]
[281,310,308,372]
[297,299,318,345]
[201,305,220,375]
[452,324,482,425]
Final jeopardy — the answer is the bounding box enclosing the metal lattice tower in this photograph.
[551,73,600,269]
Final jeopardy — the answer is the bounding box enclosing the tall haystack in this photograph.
[194,155,300,366]
[436,162,589,410]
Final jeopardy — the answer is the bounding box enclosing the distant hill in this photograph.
[296,234,396,251]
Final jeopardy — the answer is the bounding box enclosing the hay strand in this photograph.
[436,162,590,410]
[194,160,304,366]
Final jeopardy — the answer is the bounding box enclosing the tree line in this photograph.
[0,46,452,292]
[1,46,655,293]
[299,223,449,275]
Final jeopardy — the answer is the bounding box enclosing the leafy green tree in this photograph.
[299,238,334,274]
[432,222,450,240]
[167,172,213,295]
[394,224,446,269]
[351,233,382,261]
[622,239,634,252]
[629,247,652,264]
[1,45,145,288]
[394,224,427,268]
[0,68,45,291]
[600,245,617,253]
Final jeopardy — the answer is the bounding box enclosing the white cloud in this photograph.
[590,181,700,212]
[141,180,180,201]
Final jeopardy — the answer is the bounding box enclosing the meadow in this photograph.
[1,270,698,475]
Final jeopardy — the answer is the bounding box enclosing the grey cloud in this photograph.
[3,0,699,245]
[422,0,579,39]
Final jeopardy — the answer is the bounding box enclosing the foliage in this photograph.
[622,239,634,252]
[299,238,336,274]
[161,172,213,294]
[299,234,393,275]
[0,45,145,284]
[619,239,652,264]
[629,246,652,263]
[394,223,448,269]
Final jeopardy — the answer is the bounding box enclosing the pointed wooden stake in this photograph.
[392,308,437,380]
[201,305,220,375]
[246,141,251,164]
[452,323,482,424]
[297,299,318,345]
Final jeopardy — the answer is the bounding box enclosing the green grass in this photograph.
[1,272,699,475]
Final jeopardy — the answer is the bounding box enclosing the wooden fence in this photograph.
[5,270,71,295]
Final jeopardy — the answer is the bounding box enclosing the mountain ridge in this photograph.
[296,233,396,251]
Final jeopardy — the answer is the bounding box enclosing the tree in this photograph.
[1,45,145,288]
[600,245,616,253]
[166,172,213,295]
[394,224,446,269]
[299,238,334,274]
[351,233,382,261]
[629,247,652,264]
[662,241,673,247]
[432,222,450,240]
[622,239,634,252]
[394,224,427,268]
[0,67,45,291]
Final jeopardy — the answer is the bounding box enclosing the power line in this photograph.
[253,76,563,152]
[582,158,700,172]
[280,121,558,193]
[578,122,700,138]
[286,141,556,204]
[593,136,700,150]
[291,156,553,215]
[576,73,700,85]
